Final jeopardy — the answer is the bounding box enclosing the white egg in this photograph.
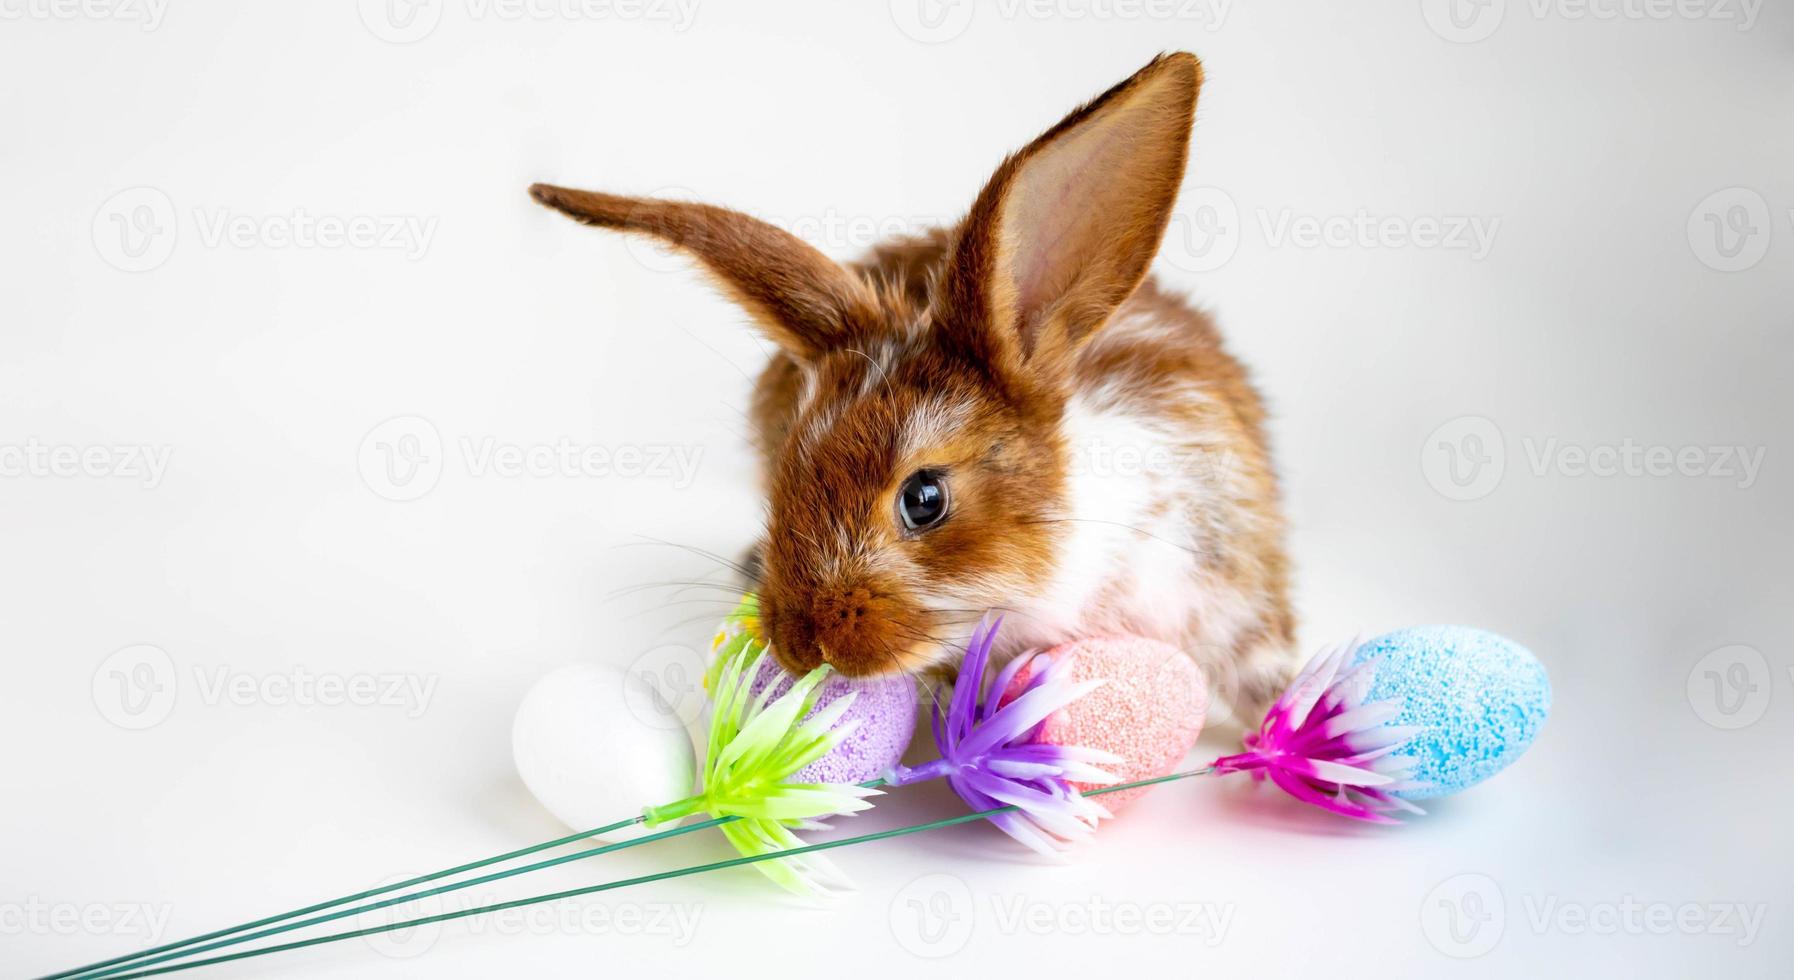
[512,663,696,843]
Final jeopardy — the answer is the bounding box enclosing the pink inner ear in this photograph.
[1001,94,1174,327]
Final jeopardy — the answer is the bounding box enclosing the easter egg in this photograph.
[512,663,696,842]
[1005,635,1207,810]
[747,658,917,785]
[1351,625,1550,799]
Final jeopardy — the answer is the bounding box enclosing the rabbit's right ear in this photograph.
[529,185,880,359]
[940,53,1201,399]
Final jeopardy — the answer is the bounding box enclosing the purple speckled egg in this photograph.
[747,659,918,785]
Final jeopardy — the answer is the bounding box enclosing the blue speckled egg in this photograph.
[1351,625,1550,799]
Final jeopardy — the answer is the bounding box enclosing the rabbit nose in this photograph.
[779,642,823,673]
[762,582,912,677]
[811,587,872,635]
[760,598,821,673]
[806,586,904,676]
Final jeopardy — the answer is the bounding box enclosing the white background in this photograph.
[4,1,1791,977]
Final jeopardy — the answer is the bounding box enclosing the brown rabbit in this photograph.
[531,52,1297,719]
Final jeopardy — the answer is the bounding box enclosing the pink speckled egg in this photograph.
[1004,635,1207,810]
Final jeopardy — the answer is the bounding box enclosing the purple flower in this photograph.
[1213,639,1426,823]
[887,618,1120,855]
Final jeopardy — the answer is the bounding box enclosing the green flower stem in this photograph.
[66,816,729,980]
[37,812,642,980]
[58,778,886,980]
[55,621,823,980]
[84,768,1215,980]
[640,794,707,826]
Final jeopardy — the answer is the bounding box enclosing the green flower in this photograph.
[646,637,880,894]
[705,592,760,694]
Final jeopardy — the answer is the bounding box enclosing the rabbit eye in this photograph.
[897,470,950,532]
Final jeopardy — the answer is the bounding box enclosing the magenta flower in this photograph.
[1213,639,1426,823]
[886,618,1120,855]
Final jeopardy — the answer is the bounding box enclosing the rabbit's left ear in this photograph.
[528,185,882,360]
[942,52,1200,392]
